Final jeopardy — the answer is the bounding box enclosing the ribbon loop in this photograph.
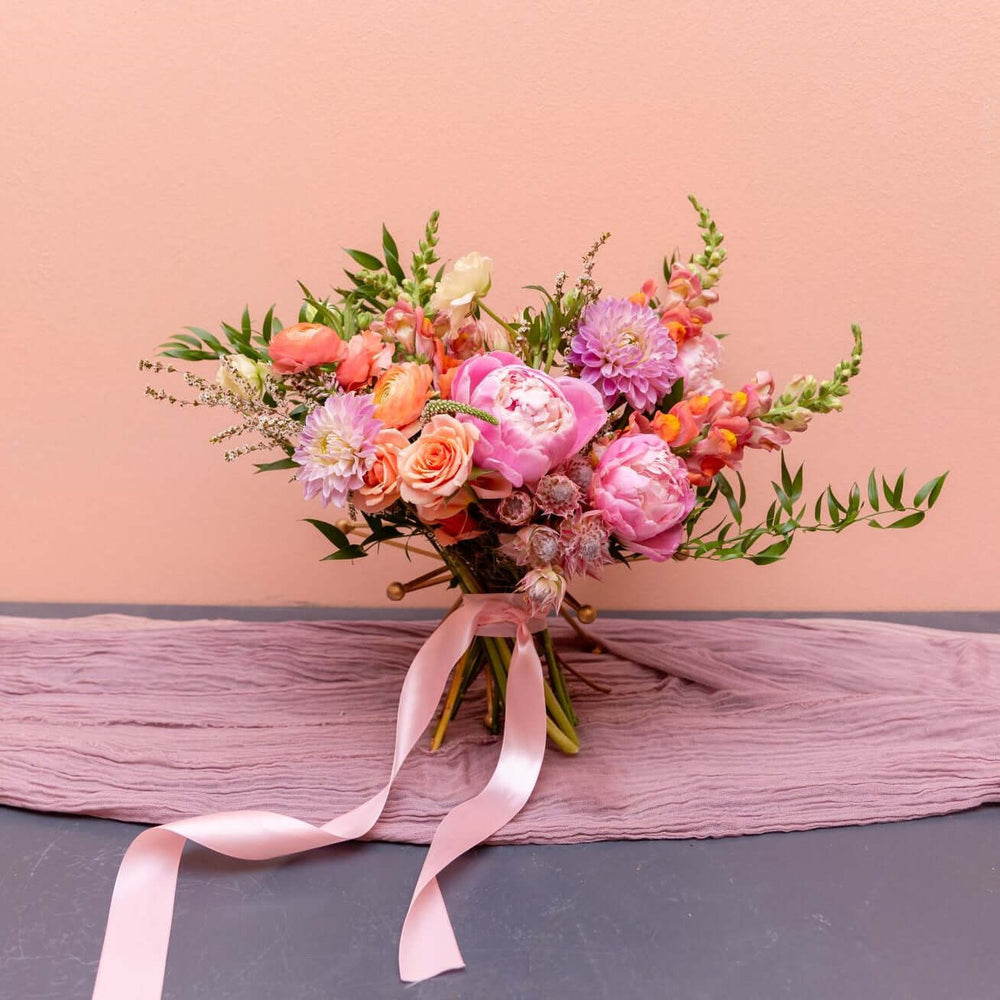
[91,595,550,999]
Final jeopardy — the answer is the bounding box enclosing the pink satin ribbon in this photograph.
[90,594,549,999]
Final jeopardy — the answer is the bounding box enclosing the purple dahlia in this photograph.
[293,392,383,507]
[566,298,680,412]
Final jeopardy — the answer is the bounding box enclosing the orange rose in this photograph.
[268,323,346,374]
[398,414,480,508]
[335,330,393,391]
[371,363,433,434]
[352,428,408,514]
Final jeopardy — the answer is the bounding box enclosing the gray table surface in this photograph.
[3,607,999,1000]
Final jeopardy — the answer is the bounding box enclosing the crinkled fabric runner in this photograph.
[2,613,1000,841]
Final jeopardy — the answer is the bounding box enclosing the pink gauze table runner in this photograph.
[2,613,999,841]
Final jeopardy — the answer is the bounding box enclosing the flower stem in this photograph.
[478,299,519,335]
[542,630,578,726]
[431,646,472,751]
[434,543,580,753]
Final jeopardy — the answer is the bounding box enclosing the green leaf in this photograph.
[524,284,556,305]
[914,472,948,508]
[882,474,905,511]
[261,305,275,345]
[160,348,218,361]
[867,470,880,512]
[780,453,793,497]
[715,474,742,526]
[384,250,405,283]
[381,224,399,261]
[241,306,252,341]
[771,481,793,516]
[321,546,367,561]
[183,326,228,355]
[885,511,926,529]
[303,518,355,551]
[750,538,791,565]
[790,463,804,502]
[254,457,298,473]
[345,248,383,271]
[892,470,906,507]
[927,472,948,508]
[168,332,203,348]
[826,487,843,526]
[813,493,824,522]
[847,483,862,519]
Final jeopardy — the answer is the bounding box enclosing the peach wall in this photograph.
[1,1,998,611]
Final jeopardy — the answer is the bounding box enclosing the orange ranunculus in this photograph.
[268,323,346,374]
[352,428,409,514]
[435,355,462,399]
[335,330,393,391]
[397,414,480,508]
[371,363,433,435]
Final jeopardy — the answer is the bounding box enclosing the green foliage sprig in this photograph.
[672,456,947,564]
[159,305,279,363]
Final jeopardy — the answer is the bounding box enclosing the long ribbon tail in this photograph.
[398,623,548,982]
[91,606,479,1000]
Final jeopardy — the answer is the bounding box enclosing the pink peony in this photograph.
[336,330,393,391]
[590,433,695,560]
[448,351,606,487]
[268,323,347,374]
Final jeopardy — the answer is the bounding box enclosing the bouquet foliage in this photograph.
[144,199,945,753]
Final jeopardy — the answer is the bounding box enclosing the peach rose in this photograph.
[371,363,433,435]
[336,330,393,391]
[350,428,408,514]
[268,323,346,374]
[397,414,480,508]
[414,490,482,546]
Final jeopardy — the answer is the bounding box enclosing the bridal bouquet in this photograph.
[143,199,945,754]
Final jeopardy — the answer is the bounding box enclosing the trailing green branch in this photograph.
[674,458,947,564]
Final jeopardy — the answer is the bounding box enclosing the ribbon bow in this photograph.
[90,594,549,999]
